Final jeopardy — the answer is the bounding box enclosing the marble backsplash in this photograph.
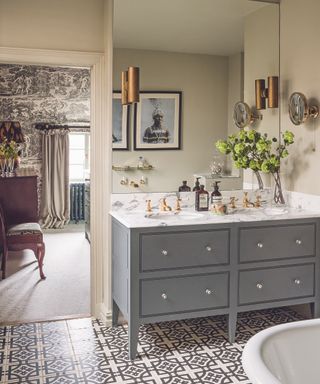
[111,189,320,213]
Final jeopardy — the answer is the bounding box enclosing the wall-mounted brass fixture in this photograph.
[255,76,278,110]
[121,66,140,105]
[288,92,319,125]
[233,101,262,129]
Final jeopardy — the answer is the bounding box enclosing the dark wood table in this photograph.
[0,172,38,226]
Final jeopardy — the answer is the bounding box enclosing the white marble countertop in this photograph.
[109,207,320,229]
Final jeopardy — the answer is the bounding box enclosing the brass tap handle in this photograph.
[146,199,152,213]
[175,198,182,212]
[159,198,172,211]
[254,195,262,208]
[229,197,238,209]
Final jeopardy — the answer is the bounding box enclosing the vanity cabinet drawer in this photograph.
[140,272,229,316]
[239,224,315,263]
[238,264,314,305]
[140,229,229,271]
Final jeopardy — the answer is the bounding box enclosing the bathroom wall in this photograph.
[227,52,244,137]
[113,48,229,193]
[243,4,279,187]
[0,0,105,52]
[280,0,320,195]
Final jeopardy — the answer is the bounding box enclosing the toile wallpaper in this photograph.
[0,64,90,174]
[0,64,90,215]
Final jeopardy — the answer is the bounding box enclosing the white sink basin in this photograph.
[146,211,204,220]
[263,207,288,216]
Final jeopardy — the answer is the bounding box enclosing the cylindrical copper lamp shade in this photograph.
[127,66,140,104]
[267,76,278,108]
[255,79,266,110]
[121,71,128,105]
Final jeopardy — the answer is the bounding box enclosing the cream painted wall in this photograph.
[227,52,244,137]
[113,48,229,193]
[243,4,279,187]
[280,0,320,195]
[0,0,104,52]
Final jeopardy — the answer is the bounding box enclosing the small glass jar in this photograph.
[209,151,225,176]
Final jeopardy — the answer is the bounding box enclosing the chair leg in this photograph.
[1,247,8,279]
[36,243,46,280]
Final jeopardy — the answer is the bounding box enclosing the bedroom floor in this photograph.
[0,307,306,384]
[0,230,90,324]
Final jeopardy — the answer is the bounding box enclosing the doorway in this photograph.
[0,47,110,324]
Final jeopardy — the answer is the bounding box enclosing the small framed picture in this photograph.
[112,91,129,150]
[134,91,182,150]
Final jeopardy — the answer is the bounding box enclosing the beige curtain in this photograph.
[40,129,70,229]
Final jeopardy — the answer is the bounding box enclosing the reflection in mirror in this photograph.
[233,102,262,129]
[112,0,280,193]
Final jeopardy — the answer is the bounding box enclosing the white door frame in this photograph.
[0,46,112,321]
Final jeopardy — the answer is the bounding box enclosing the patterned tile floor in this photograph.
[0,307,306,384]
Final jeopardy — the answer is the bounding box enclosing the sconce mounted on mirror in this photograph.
[121,66,140,105]
[288,92,319,125]
[233,101,262,129]
[255,76,279,110]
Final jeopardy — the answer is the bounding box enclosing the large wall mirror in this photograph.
[112,0,280,193]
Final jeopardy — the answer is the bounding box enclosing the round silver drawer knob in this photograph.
[256,283,263,289]
[161,293,167,300]
[205,289,213,295]
[257,243,263,248]
[206,246,212,252]
[294,279,301,285]
[296,239,302,245]
[161,250,168,256]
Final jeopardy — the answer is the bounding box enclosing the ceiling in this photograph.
[113,0,272,56]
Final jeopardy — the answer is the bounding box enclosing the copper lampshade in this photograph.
[121,66,140,105]
[0,121,25,143]
[255,76,278,110]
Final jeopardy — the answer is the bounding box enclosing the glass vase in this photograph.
[272,171,286,205]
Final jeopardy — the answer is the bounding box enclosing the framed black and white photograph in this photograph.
[112,91,129,150]
[134,91,182,150]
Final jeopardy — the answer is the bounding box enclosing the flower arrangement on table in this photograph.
[215,130,294,204]
[0,139,21,176]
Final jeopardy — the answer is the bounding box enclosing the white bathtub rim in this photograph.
[242,318,319,384]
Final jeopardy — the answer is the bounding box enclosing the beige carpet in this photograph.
[0,232,90,324]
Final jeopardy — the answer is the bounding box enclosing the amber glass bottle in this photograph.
[195,185,209,211]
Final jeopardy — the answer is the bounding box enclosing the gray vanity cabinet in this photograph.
[112,217,320,359]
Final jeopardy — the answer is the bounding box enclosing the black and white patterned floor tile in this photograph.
[0,307,306,384]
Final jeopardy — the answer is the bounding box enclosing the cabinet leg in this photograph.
[310,302,320,318]
[112,300,120,327]
[128,320,139,360]
[228,313,237,343]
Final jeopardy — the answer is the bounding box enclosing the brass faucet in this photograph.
[175,198,182,212]
[242,192,254,208]
[159,198,172,212]
[146,200,152,213]
[229,196,238,209]
[254,195,262,208]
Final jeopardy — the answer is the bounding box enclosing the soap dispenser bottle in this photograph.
[211,181,222,204]
[193,177,201,191]
[195,185,209,211]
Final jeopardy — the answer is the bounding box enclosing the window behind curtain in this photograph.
[69,133,90,182]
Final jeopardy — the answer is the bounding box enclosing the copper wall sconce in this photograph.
[255,76,279,110]
[121,66,140,105]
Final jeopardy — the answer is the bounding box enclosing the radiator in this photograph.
[70,183,85,222]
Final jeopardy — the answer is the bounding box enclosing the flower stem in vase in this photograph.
[273,171,285,205]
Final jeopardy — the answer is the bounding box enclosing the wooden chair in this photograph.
[0,203,46,280]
